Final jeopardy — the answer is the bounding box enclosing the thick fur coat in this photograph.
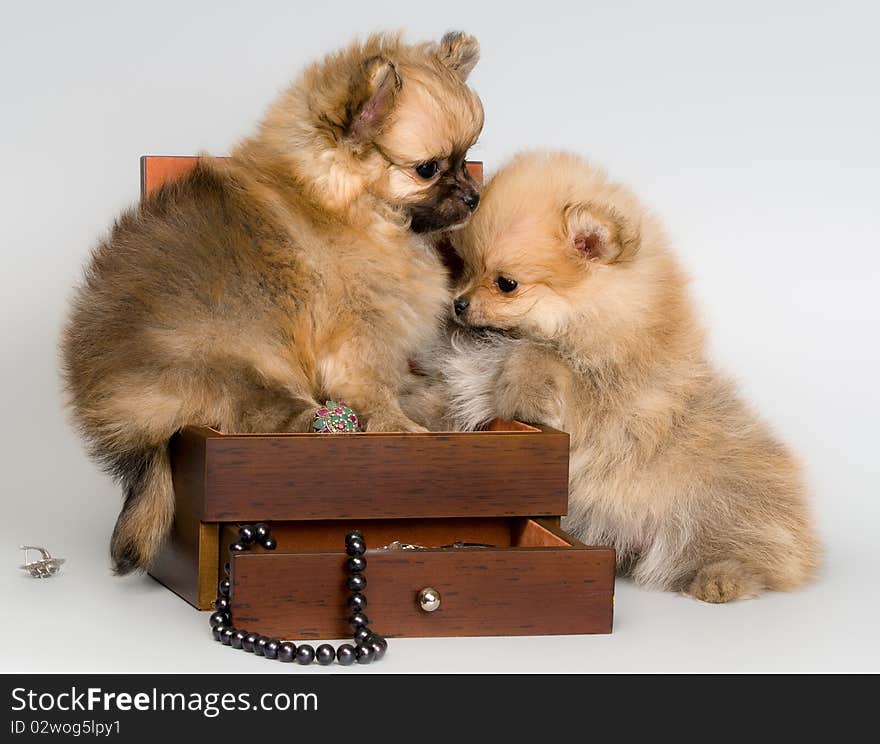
[407,151,820,602]
[62,32,484,574]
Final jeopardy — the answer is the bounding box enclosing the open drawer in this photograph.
[224,518,615,638]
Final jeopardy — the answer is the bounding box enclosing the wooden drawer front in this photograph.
[171,421,570,522]
[226,519,614,638]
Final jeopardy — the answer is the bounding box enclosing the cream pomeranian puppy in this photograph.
[408,150,819,602]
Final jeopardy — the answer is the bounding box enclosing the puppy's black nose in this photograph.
[462,191,480,211]
[453,296,470,316]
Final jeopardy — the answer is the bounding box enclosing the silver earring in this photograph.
[19,546,66,578]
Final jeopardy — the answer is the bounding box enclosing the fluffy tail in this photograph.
[106,446,175,575]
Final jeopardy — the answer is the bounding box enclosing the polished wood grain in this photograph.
[225,518,614,638]
[141,155,483,199]
[152,421,570,605]
[186,422,570,521]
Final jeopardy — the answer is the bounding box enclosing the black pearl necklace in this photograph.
[209,525,387,666]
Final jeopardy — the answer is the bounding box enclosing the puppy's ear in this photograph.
[563,202,640,263]
[436,31,480,80]
[347,56,402,143]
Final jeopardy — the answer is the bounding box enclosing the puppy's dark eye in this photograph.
[415,161,439,179]
[496,276,518,293]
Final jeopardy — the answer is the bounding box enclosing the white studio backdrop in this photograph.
[1,0,877,672]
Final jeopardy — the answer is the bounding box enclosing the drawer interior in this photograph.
[220,517,580,557]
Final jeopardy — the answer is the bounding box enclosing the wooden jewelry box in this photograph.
[142,156,616,638]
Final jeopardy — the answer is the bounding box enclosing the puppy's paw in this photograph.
[399,382,448,430]
[366,413,428,433]
[687,560,763,603]
[495,348,565,428]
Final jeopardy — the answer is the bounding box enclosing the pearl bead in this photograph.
[369,635,388,660]
[348,593,367,612]
[211,528,387,668]
[264,639,280,660]
[254,636,270,656]
[295,644,315,665]
[354,626,372,643]
[243,633,259,653]
[315,644,335,665]
[355,643,375,664]
[336,644,356,666]
[278,642,296,662]
[345,537,366,556]
[349,612,369,629]
[345,530,364,545]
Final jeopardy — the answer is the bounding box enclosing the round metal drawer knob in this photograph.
[418,587,441,612]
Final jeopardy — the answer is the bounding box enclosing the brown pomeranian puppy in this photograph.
[408,150,819,602]
[61,32,484,574]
